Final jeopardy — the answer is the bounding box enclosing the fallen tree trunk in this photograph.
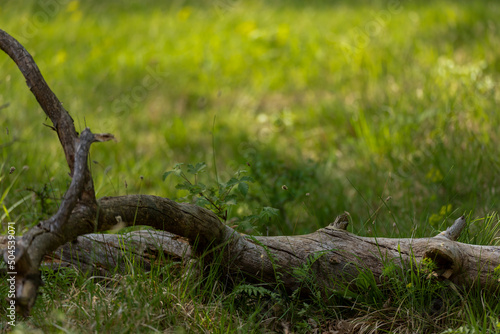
[1,29,499,317]
[3,212,499,290]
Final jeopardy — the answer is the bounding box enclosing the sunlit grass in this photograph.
[1,1,500,331]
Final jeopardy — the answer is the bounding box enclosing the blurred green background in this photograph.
[1,0,499,238]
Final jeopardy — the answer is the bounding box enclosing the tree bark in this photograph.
[1,29,499,317]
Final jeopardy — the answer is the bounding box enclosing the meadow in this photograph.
[1,0,500,332]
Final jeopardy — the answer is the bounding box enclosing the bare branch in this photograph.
[0,29,78,174]
[0,30,118,315]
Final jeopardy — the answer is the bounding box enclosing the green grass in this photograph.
[1,0,500,332]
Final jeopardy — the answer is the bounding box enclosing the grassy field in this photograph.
[1,0,500,332]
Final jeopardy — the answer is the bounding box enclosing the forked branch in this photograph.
[0,29,112,315]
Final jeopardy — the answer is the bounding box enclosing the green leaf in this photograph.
[162,171,173,181]
[226,177,239,187]
[259,207,280,221]
[238,182,249,197]
[224,194,238,206]
[188,184,206,194]
[205,186,217,196]
[162,166,184,181]
[197,182,207,192]
[196,197,211,208]
[173,163,184,169]
[187,162,207,175]
[175,182,192,190]
[162,171,176,181]
[239,176,254,183]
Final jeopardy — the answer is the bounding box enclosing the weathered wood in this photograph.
[46,230,191,275]
[4,205,498,292]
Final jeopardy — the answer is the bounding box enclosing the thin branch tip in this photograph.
[94,132,116,142]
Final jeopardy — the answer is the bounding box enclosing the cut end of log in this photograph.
[423,242,463,280]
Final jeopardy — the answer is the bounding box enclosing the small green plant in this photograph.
[237,206,280,234]
[163,162,281,234]
[163,162,254,221]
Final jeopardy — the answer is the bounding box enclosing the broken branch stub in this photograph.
[438,215,467,241]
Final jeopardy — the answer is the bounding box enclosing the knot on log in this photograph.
[328,212,351,230]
